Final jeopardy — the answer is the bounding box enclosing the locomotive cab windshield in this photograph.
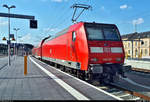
[84,23,121,41]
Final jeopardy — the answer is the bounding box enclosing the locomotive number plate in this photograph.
[103,47,111,53]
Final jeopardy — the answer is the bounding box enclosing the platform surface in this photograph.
[0,56,120,100]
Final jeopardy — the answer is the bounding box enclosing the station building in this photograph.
[122,31,150,58]
[0,43,7,55]
[0,43,33,56]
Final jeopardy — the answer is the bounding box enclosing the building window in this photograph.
[141,49,143,55]
[135,42,137,47]
[128,50,130,54]
[145,49,148,55]
[125,45,127,48]
[145,41,147,47]
[135,49,138,55]
[128,43,130,47]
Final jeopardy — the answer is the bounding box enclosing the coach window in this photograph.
[72,31,76,42]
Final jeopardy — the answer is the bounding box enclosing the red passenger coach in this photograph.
[32,22,128,83]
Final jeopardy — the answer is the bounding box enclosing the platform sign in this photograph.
[0,12,36,29]
[0,12,35,19]
[10,34,14,38]
[30,20,38,29]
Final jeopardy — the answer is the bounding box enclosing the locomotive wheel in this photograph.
[81,71,85,81]
[70,69,73,74]
[88,73,93,83]
[60,66,65,71]
[103,74,113,84]
[112,73,120,83]
[74,70,77,77]
[54,63,57,68]
[77,70,80,78]
[57,64,60,69]
[63,67,66,72]
[50,62,54,66]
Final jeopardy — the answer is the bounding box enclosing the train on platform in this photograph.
[32,22,130,83]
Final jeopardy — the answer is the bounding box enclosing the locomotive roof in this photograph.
[44,22,117,44]
[84,22,116,26]
[45,27,69,43]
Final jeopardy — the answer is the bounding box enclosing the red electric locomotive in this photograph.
[32,22,128,83]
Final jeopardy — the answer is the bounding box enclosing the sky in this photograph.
[0,0,150,45]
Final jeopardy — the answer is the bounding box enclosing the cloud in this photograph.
[51,0,63,2]
[41,0,48,2]
[19,33,39,45]
[120,4,128,10]
[132,18,144,25]
[100,6,105,10]
[41,0,68,3]
[0,18,8,26]
[51,0,68,2]
[43,28,59,33]
[19,33,32,43]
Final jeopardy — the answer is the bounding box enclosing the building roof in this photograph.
[121,31,150,40]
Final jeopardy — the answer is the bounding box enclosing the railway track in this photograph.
[97,85,141,100]
[91,77,150,101]
[39,58,150,101]
[106,83,149,101]
[88,80,150,101]
[67,70,150,101]
[62,68,150,101]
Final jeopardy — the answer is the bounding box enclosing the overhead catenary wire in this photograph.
[51,5,72,28]
[36,1,74,44]
[43,0,93,36]
[53,0,92,28]
[44,1,73,36]
[54,10,72,29]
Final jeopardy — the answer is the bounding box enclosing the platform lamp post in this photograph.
[13,28,20,55]
[3,4,16,66]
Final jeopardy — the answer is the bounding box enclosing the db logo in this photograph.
[104,47,111,53]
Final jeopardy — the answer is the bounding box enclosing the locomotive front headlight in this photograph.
[91,58,98,62]
[111,47,122,53]
[90,47,103,53]
[116,58,122,61]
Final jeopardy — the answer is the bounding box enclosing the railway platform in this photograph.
[125,59,150,72]
[0,56,121,100]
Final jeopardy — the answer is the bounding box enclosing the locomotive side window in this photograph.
[72,31,76,42]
